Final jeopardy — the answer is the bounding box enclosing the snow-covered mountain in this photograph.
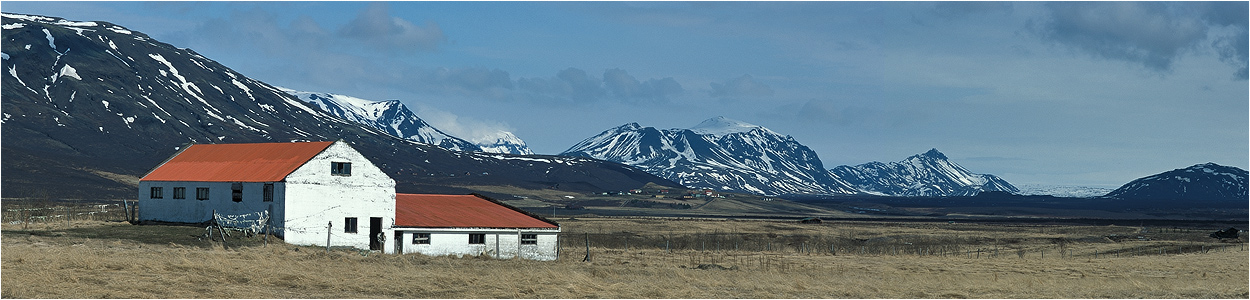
[473,131,534,155]
[561,116,860,196]
[0,12,673,198]
[828,149,1019,197]
[1104,163,1248,202]
[282,89,532,155]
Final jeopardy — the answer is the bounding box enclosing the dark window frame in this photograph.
[231,182,243,202]
[172,187,186,199]
[520,233,538,245]
[195,187,210,200]
[331,162,352,176]
[412,233,431,244]
[150,187,163,199]
[344,217,358,233]
[468,233,486,244]
[262,183,274,202]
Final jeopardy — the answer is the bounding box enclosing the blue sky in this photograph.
[5,1,1247,187]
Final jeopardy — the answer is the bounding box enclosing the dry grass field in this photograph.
[2,218,1246,298]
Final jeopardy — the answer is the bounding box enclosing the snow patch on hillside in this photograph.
[690,116,762,136]
[1015,184,1113,198]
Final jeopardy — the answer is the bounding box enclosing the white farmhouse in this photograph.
[394,194,561,260]
[139,141,397,253]
[138,141,562,260]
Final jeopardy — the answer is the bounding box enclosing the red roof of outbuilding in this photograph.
[395,194,558,229]
[141,141,334,182]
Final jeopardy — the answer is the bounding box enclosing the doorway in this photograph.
[369,217,382,250]
[394,231,404,253]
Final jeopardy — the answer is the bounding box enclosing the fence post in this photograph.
[210,210,227,246]
[326,221,332,253]
[582,233,591,262]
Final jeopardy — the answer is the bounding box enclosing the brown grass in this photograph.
[2,219,1246,298]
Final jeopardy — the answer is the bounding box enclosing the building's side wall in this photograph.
[138,181,284,226]
[393,228,560,261]
[283,141,397,253]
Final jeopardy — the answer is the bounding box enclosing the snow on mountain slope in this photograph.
[829,149,1020,197]
[1,12,670,198]
[474,130,534,155]
[562,117,860,196]
[282,89,532,155]
[1104,162,1247,202]
[690,116,769,136]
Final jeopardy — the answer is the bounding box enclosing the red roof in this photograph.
[395,194,558,229]
[141,141,334,182]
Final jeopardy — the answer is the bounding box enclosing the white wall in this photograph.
[393,228,560,261]
[283,141,396,253]
[138,181,284,226]
[138,141,396,253]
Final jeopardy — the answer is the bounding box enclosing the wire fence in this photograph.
[2,203,132,225]
[558,231,1246,260]
[5,201,1242,259]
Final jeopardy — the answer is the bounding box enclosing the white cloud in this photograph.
[516,68,683,104]
[408,103,516,145]
[1036,2,1247,78]
[337,2,446,54]
[709,74,773,98]
[603,68,683,102]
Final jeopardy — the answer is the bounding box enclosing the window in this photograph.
[231,183,243,202]
[172,187,186,199]
[150,187,163,199]
[412,233,430,244]
[468,233,485,244]
[331,162,352,176]
[195,188,210,200]
[262,183,274,202]
[344,217,358,233]
[521,234,538,245]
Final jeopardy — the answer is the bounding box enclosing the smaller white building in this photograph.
[394,194,561,260]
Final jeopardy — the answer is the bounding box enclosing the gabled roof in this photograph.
[395,194,559,229]
[141,141,334,182]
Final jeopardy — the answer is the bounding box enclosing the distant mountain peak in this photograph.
[281,89,532,155]
[831,148,1018,197]
[920,148,947,160]
[618,122,643,131]
[690,116,762,136]
[562,118,858,196]
[1104,162,1247,202]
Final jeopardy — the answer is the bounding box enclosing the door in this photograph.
[369,217,382,250]
[394,231,404,254]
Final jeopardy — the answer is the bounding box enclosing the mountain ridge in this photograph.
[1104,162,1248,202]
[829,148,1020,197]
[562,117,860,196]
[0,12,676,198]
[564,118,1024,197]
[283,88,535,154]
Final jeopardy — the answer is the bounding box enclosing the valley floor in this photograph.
[2,219,1246,298]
